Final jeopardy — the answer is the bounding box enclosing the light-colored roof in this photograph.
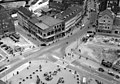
[29,15,63,30]
[55,5,83,22]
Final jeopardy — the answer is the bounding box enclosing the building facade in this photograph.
[0,5,15,37]
[55,5,83,34]
[17,7,65,43]
[96,9,114,35]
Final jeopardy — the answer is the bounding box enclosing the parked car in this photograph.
[98,68,104,72]
[115,75,120,79]
[1,44,7,48]
[108,72,115,76]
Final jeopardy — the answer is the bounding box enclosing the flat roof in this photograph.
[35,22,49,30]
[37,15,63,26]
[29,15,63,30]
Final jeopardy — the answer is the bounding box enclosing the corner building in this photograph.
[17,7,65,44]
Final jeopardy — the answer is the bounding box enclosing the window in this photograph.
[47,32,51,36]
[51,31,54,34]
[103,20,105,22]
[43,34,46,37]
[115,31,118,34]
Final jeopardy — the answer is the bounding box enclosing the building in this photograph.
[49,0,67,11]
[17,7,65,43]
[28,15,65,43]
[55,5,83,34]
[0,80,6,84]
[96,9,115,35]
[0,5,15,37]
[107,0,120,14]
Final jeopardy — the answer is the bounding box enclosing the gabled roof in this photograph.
[99,9,114,19]
[18,6,33,18]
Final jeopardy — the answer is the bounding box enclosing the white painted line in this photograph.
[52,55,60,60]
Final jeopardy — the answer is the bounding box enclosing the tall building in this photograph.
[55,5,83,34]
[0,5,15,37]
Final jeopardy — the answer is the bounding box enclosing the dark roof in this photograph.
[0,80,6,84]
[0,5,5,10]
[18,6,33,18]
[55,5,82,22]
[113,17,120,26]
[99,9,114,19]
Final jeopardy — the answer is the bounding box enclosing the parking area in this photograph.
[7,60,80,84]
[0,32,37,59]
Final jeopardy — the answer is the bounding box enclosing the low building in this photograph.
[55,5,83,34]
[0,5,15,37]
[17,7,65,43]
[96,9,115,35]
[49,0,66,11]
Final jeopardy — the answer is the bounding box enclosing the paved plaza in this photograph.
[7,60,81,84]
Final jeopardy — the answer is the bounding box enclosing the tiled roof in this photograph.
[55,5,82,22]
[99,9,114,19]
[18,6,33,18]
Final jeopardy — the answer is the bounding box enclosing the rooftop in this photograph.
[55,5,82,22]
[18,6,33,18]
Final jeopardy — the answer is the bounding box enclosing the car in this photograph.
[108,72,115,76]
[41,44,46,46]
[98,68,104,72]
[1,44,7,48]
[115,75,120,79]
[0,42,3,45]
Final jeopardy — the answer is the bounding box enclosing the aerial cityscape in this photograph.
[0,0,120,84]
